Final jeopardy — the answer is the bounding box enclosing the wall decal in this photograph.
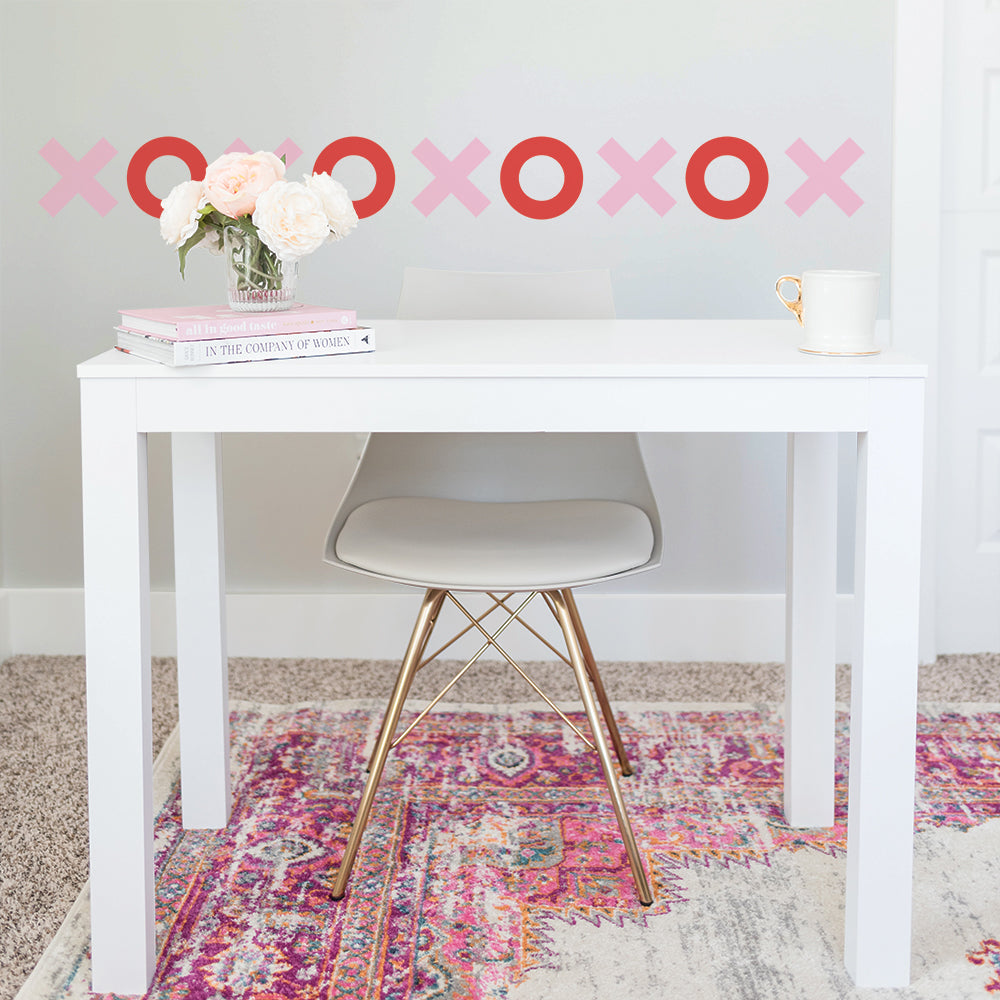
[499,137,584,219]
[785,138,865,217]
[685,137,769,220]
[127,136,207,217]
[597,138,677,217]
[412,138,491,217]
[225,138,303,168]
[312,137,395,219]
[39,138,118,217]
[40,135,867,221]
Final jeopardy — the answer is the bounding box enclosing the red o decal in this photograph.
[313,137,395,219]
[127,137,207,218]
[500,137,583,219]
[685,137,768,220]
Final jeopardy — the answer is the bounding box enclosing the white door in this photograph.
[936,0,1000,651]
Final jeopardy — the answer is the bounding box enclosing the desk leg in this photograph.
[172,432,231,829]
[81,380,154,993]
[845,379,925,986]
[784,432,838,827]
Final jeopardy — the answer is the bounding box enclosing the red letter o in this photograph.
[313,137,394,219]
[127,137,207,218]
[500,137,583,219]
[685,137,768,220]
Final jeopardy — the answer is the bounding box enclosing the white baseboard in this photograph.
[0,589,10,662]
[2,588,857,664]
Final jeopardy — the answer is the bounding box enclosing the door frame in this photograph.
[890,0,945,662]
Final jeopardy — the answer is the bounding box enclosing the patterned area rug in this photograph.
[17,699,1000,1000]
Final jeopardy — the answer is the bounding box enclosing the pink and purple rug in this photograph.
[19,700,1000,999]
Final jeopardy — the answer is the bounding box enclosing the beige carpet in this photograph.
[1,653,998,1000]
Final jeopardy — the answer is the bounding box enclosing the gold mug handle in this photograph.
[775,275,803,326]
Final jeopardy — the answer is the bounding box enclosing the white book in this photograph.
[115,326,374,366]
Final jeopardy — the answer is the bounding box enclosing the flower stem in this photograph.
[226,227,283,292]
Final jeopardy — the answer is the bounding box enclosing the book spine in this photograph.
[173,329,374,365]
[173,310,357,340]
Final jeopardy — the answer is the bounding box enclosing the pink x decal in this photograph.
[39,138,117,216]
[412,139,491,217]
[598,139,676,216]
[785,138,864,217]
[225,138,303,167]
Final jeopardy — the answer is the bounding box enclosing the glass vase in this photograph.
[223,226,298,312]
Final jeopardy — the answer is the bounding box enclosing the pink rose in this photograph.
[203,150,285,219]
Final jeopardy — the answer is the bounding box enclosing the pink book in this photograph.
[118,303,358,341]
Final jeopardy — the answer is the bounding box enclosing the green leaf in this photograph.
[176,224,205,279]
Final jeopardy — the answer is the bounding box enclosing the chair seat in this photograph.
[334,496,655,590]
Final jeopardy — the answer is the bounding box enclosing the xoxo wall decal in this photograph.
[39,135,866,222]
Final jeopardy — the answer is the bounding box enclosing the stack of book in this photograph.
[114,304,374,366]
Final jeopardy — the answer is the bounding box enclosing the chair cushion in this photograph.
[335,497,655,590]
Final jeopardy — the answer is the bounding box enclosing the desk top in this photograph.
[79,319,927,380]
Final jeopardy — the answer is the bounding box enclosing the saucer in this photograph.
[798,344,881,357]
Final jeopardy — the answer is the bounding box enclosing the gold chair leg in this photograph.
[366,588,448,770]
[562,589,635,776]
[550,589,653,906]
[330,588,447,900]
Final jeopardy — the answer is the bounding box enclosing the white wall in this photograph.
[0,0,894,657]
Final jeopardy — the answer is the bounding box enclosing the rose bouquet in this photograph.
[159,150,359,310]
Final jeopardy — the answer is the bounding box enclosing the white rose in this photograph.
[252,181,330,261]
[159,180,206,247]
[199,228,224,254]
[305,172,359,241]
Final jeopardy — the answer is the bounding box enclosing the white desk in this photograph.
[78,319,927,992]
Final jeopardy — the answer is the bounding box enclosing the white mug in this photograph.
[775,269,881,355]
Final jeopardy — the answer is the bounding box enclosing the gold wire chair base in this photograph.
[329,586,653,907]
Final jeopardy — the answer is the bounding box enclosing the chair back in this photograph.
[324,268,661,583]
[396,267,616,320]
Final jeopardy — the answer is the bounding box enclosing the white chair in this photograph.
[395,265,616,319]
[324,269,660,905]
